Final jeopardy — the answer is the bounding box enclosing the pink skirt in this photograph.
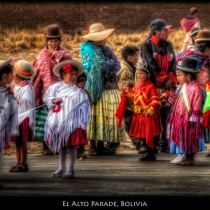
[10,118,33,143]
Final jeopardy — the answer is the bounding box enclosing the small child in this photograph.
[169,56,205,165]
[116,45,139,150]
[9,59,36,172]
[43,60,91,178]
[0,59,19,155]
[126,61,162,161]
[76,72,92,160]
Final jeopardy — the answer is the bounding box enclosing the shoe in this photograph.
[170,155,181,163]
[139,154,156,161]
[9,163,20,172]
[180,159,195,166]
[62,171,75,179]
[175,154,186,165]
[51,168,66,178]
[138,146,148,154]
[13,163,29,172]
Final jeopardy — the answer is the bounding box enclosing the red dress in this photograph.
[129,81,163,149]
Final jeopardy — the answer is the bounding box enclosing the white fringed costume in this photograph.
[43,81,91,153]
[0,85,19,154]
[13,80,35,141]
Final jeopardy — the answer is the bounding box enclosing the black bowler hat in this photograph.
[177,57,199,73]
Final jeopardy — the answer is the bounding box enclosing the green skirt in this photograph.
[34,106,49,141]
[88,89,125,143]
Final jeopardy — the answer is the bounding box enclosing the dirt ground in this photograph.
[3,141,134,156]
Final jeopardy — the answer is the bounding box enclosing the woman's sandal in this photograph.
[9,163,20,172]
[13,164,29,172]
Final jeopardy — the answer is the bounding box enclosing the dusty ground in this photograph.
[3,140,134,156]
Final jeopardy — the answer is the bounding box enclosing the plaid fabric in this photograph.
[34,106,49,141]
[180,17,199,32]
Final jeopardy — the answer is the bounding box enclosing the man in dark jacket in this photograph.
[140,19,177,154]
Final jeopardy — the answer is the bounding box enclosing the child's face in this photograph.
[136,69,148,82]
[127,51,139,65]
[176,70,187,84]
[62,70,78,84]
[78,80,86,88]
[0,72,14,85]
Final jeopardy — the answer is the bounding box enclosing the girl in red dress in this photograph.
[127,62,163,161]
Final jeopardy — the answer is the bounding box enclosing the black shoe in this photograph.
[138,146,148,154]
[139,154,156,161]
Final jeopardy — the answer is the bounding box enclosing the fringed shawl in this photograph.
[43,82,91,152]
[169,81,203,154]
[80,41,104,104]
[0,85,19,154]
[14,80,35,138]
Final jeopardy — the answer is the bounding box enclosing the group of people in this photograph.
[1,6,210,180]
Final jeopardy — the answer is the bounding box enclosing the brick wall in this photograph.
[0,2,210,33]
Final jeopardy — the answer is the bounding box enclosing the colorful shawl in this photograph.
[169,81,203,154]
[32,47,72,106]
[203,82,210,129]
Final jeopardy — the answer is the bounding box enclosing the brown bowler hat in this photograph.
[195,30,210,43]
[44,24,63,38]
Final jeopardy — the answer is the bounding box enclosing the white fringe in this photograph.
[44,101,90,153]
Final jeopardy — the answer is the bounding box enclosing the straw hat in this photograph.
[195,30,210,43]
[43,24,63,38]
[81,23,115,42]
[0,58,12,71]
[53,60,84,78]
[14,60,36,79]
[176,57,199,73]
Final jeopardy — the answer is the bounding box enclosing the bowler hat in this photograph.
[195,30,210,43]
[176,57,199,73]
[44,24,63,38]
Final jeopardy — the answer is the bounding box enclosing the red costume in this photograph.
[128,81,162,149]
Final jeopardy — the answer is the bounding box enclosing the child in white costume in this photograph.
[0,59,19,155]
[43,60,91,178]
[9,59,36,172]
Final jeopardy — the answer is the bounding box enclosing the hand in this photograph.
[52,98,63,104]
[164,79,174,90]
[145,107,154,117]
[123,85,132,93]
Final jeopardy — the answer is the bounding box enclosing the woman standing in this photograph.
[32,24,72,155]
[80,23,124,155]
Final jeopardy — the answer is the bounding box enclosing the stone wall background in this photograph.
[0,2,210,33]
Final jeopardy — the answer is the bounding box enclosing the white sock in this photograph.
[59,147,67,171]
[66,147,77,175]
